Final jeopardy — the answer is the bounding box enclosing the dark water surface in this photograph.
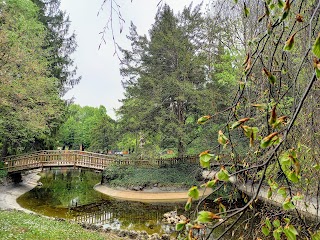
[17,169,184,235]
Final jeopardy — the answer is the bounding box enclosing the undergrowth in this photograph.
[103,163,202,189]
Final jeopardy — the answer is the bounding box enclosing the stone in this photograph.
[148,233,161,240]
[118,230,129,237]
[161,234,170,240]
[128,230,139,239]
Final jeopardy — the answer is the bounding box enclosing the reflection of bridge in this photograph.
[73,207,162,226]
[1,150,197,173]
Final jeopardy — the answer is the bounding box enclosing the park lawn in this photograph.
[0,210,121,240]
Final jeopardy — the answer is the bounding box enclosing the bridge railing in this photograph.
[1,150,199,173]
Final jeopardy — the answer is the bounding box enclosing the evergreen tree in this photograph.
[119,4,215,157]
[31,0,81,95]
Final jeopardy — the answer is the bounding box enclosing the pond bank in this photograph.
[94,184,213,203]
[0,170,40,213]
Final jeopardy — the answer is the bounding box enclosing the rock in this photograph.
[103,227,112,233]
[161,234,170,240]
[180,215,187,221]
[136,231,149,240]
[128,230,138,239]
[118,230,129,237]
[131,185,144,191]
[149,233,161,240]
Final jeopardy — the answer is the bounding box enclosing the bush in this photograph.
[103,163,201,189]
[0,161,7,179]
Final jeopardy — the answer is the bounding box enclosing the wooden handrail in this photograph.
[0,150,198,173]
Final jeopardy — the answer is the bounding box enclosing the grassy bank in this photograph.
[0,210,121,240]
[103,163,202,189]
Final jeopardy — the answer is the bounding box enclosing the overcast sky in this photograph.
[60,0,210,119]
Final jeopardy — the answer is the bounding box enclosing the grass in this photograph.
[104,163,202,189]
[0,210,122,240]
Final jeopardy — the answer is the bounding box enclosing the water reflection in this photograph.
[17,169,181,235]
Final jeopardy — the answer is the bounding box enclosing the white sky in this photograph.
[60,0,210,119]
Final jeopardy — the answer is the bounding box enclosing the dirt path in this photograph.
[0,171,40,213]
[94,184,213,203]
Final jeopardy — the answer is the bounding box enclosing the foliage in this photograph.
[174,0,320,239]
[0,210,118,240]
[57,104,116,151]
[103,163,201,189]
[0,0,66,157]
[31,0,81,94]
[0,161,7,178]
[118,4,237,157]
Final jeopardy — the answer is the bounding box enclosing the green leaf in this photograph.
[265,217,272,230]
[277,187,287,198]
[197,115,212,124]
[287,170,300,183]
[292,193,303,201]
[283,218,291,224]
[219,203,227,217]
[273,228,282,240]
[185,197,192,211]
[277,0,284,8]
[239,81,245,90]
[312,33,320,59]
[273,219,281,228]
[284,33,296,51]
[269,74,276,84]
[216,168,230,181]
[260,132,279,148]
[188,186,199,200]
[218,130,229,146]
[283,198,295,210]
[242,126,258,138]
[196,211,220,223]
[230,118,250,129]
[206,179,217,188]
[280,0,290,21]
[313,164,320,170]
[279,152,292,166]
[176,222,186,231]
[316,68,320,79]
[268,178,279,190]
[262,225,270,236]
[283,225,298,240]
[267,187,272,198]
[312,231,320,240]
[199,152,214,168]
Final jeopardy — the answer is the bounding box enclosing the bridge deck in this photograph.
[0,150,198,173]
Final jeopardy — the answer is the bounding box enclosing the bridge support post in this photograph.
[100,172,104,185]
[9,172,22,184]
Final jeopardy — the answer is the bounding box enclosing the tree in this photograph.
[0,0,65,157]
[119,4,220,157]
[181,0,320,239]
[31,0,81,95]
[57,104,115,152]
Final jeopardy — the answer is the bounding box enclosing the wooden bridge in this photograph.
[0,150,198,173]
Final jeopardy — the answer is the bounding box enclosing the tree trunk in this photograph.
[1,139,9,159]
[176,100,186,158]
[177,139,185,158]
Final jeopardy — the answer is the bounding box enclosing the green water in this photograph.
[17,169,183,235]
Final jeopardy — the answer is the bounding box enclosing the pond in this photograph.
[17,169,184,235]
